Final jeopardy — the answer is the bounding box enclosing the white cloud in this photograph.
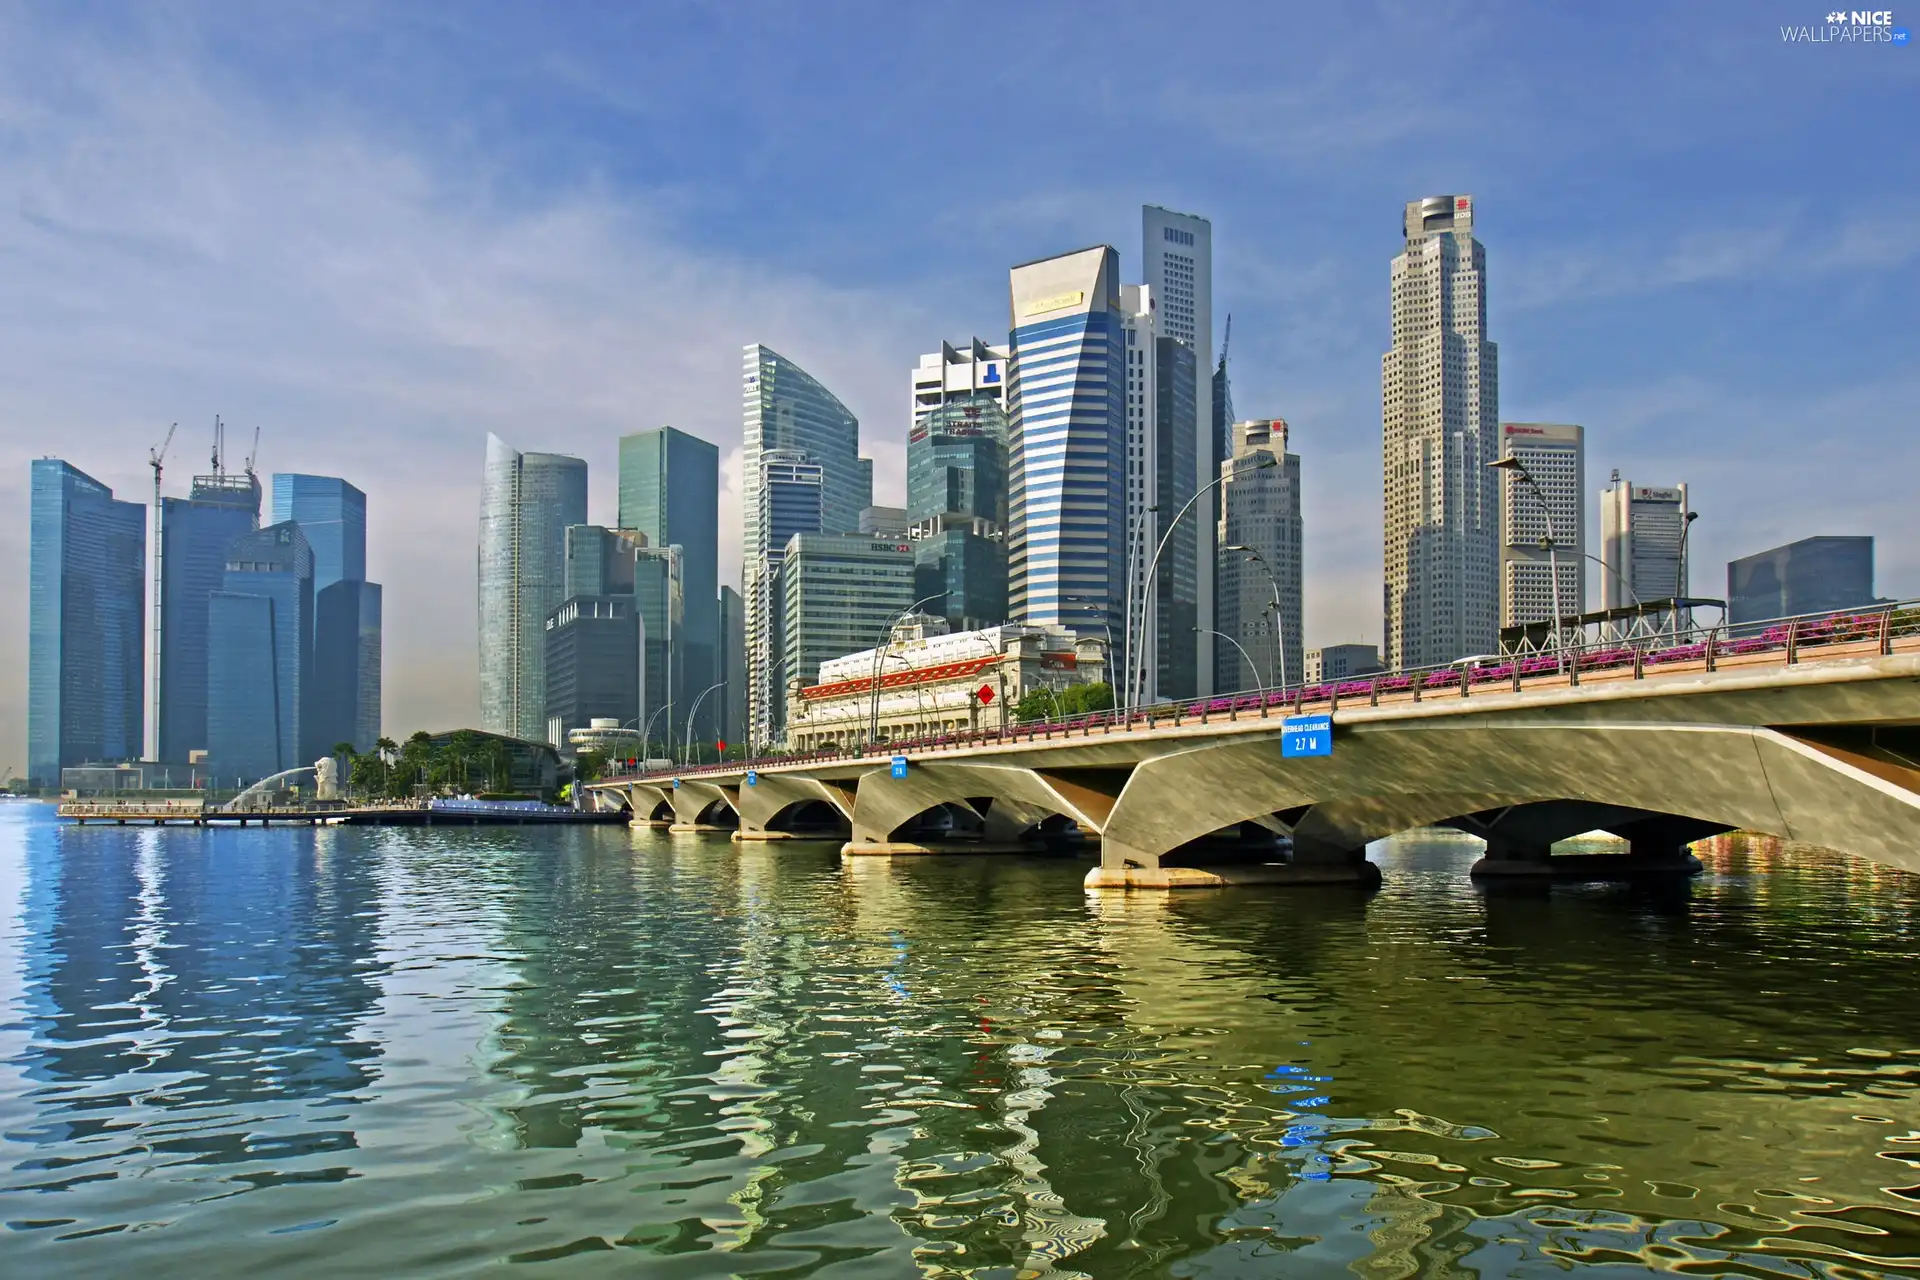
[0,32,927,755]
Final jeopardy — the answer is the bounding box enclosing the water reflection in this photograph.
[2,806,1919,1275]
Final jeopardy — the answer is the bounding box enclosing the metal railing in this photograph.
[597,599,1919,786]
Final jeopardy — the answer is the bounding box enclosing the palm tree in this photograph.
[374,737,398,795]
[331,742,357,798]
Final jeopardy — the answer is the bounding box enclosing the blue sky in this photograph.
[1,1,1914,758]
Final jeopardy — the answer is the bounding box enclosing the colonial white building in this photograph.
[784,617,1108,751]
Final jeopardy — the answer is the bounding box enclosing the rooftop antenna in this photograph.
[147,422,177,763]
[211,414,224,476]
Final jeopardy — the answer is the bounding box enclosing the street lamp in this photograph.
[1120,503,1157,715]
[1490,456,1566,669]
[1132,458,1276,710]
[1676,509,1701,639]
[640,703,673,766]
[868,594,944,747]
[1194,626,1259,694]
[682,682,726,767]
[1224,543,1287,693]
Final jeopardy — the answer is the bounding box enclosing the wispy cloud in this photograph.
[0,28,926,745]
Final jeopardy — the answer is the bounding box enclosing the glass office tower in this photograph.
[273,473,380,752]
[617,427,720,742]
[479,434,588,741]
[28,460,146,786]
[158,473,261,762]
[207,522,314,783]
[270,474,365,590]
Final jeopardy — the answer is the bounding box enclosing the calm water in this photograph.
[3,806,1920,1277]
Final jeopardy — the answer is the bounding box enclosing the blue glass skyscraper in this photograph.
[1007,246,1126,645]
[207,522,314,782]
[28,460,146,785]
[271,474,366,591]
[158,472,260,762]
[618,427,720,742]
[272,474,381,752]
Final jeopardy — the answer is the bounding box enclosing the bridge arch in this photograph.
[1096,722,1920,876]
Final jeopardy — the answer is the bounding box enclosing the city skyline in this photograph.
[0,2,1912,765]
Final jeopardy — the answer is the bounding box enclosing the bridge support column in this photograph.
[1086,830,1381,891]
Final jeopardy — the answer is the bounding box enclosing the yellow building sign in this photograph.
[1022,290,1085,317]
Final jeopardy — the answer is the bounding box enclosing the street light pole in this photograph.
[682,682,726,768]
[1132,458,1275,711]
[1676,509,1700,640]
[1490,456,1566,669]
[1224,543,1286,693]
[1120,503,1157,715]
[868,594,943,747]
[1194,626,1259,694]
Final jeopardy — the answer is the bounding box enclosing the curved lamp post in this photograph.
[682,682,726,767]
[1132,458,1276,711]
[1490,456,1565,669]
[640,703,673,766]
[1194,626,1259,694]
[868,595,944,747]
[1224,543,1286,693]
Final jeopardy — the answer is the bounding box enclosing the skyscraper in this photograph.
[544,524,643,750]
[479,434,588,741]
[1142,206,1215,692]
[746,450,825,746]
[1497,423,1585,628]
[1120,284,1199,701]
[907,391,1008,631]
[272,474,381,753]
[1217,420,1303,693]
[157,472,260,762]
[1382,194,1500,671]
[911,339,1010,432]
[743,345,863,538]
[781,533,914,698]
[28,460,146,786]
[270,474,365,590]
[207,522,313,781]
[617,427,720,741]
[717,585,746,749]
[1007,245,1126,649]
[743,346,863,745]
[1599,477,1692,610]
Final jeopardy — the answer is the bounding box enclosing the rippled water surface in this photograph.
[5,804,1920,1276]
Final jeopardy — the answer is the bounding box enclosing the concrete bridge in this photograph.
[590,618,1920,889]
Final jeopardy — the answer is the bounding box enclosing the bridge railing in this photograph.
[598,598,1919,785]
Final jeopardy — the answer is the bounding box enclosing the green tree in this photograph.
[1014,681,1113,724]
[574,749,610,784]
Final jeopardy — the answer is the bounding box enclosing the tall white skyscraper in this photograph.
[479,433,588,741]
[1381,194,1500,671]
[1119,283,1198,701]
[1600,476,1692,609]
[1217,419,1302,693]
[1142,206,1215,692]
[1120,285,1160,696]
[1498,422,1586,629]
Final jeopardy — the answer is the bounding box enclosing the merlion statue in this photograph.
[314,756,339,801]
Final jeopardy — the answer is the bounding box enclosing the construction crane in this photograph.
[148,422,177,763]
[243,425,260,480]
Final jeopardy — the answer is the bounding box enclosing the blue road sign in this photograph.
[746,770,758,787]
[890,755,909,780]
[1281,714,1333,758]
[672,778,682,789]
